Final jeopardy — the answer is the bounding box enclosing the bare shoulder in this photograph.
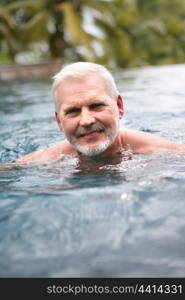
[16,140,77,164]
[120,128,185,154]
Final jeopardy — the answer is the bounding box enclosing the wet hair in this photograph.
[52,62,119,111]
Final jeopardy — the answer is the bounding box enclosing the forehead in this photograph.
[55,74,110,105]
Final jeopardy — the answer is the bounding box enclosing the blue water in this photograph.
[0,64,185,277]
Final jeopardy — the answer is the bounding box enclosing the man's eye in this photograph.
[66,108,80,115]
[90,103,104,109]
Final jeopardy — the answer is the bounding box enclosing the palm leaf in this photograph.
[19,10,49,43]
[6,0,44,11]
[57,2,95,60]
[0,23,18,54]
[0,6,16,27]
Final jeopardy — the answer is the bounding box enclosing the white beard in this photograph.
[69,118,120,157]
[72,138,112,157]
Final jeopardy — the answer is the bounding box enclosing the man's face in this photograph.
[55,74,124,156]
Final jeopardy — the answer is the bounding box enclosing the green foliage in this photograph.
[132,0,185,65]
[0,0,185,67]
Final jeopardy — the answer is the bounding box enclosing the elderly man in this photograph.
[16,62,185,164]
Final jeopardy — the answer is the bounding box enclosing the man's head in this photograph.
[52,62,124,157]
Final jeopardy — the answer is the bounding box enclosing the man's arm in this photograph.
[15,148,54,164]
[0,146,62,170]
[0,162,21,170]
[123,129,185,154]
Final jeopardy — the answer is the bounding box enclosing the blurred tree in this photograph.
[131,0,185,65]
[95,0,136,67]
[0,0,116,62]
[0,2,18,60]
[0,0,185,67]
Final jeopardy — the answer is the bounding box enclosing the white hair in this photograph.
[52,62,119,111]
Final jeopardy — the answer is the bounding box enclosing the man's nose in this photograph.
[79,108,95,127]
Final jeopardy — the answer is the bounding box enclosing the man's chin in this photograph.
[72,140,112,157]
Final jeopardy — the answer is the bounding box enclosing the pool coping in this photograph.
[0,60,62,81]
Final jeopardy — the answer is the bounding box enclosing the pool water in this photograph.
[0,64,185,277]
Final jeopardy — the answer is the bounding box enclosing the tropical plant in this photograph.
[0,0,185,67]
[131,0,185,65]
[0,0,118,63]
[0,2,18,60]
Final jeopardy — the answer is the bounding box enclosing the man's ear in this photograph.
[55,112,63,131]
[117,95,124,119]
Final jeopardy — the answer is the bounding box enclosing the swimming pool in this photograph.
[0,64,185,277]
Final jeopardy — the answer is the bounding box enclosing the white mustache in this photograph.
[75,125,105,137]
